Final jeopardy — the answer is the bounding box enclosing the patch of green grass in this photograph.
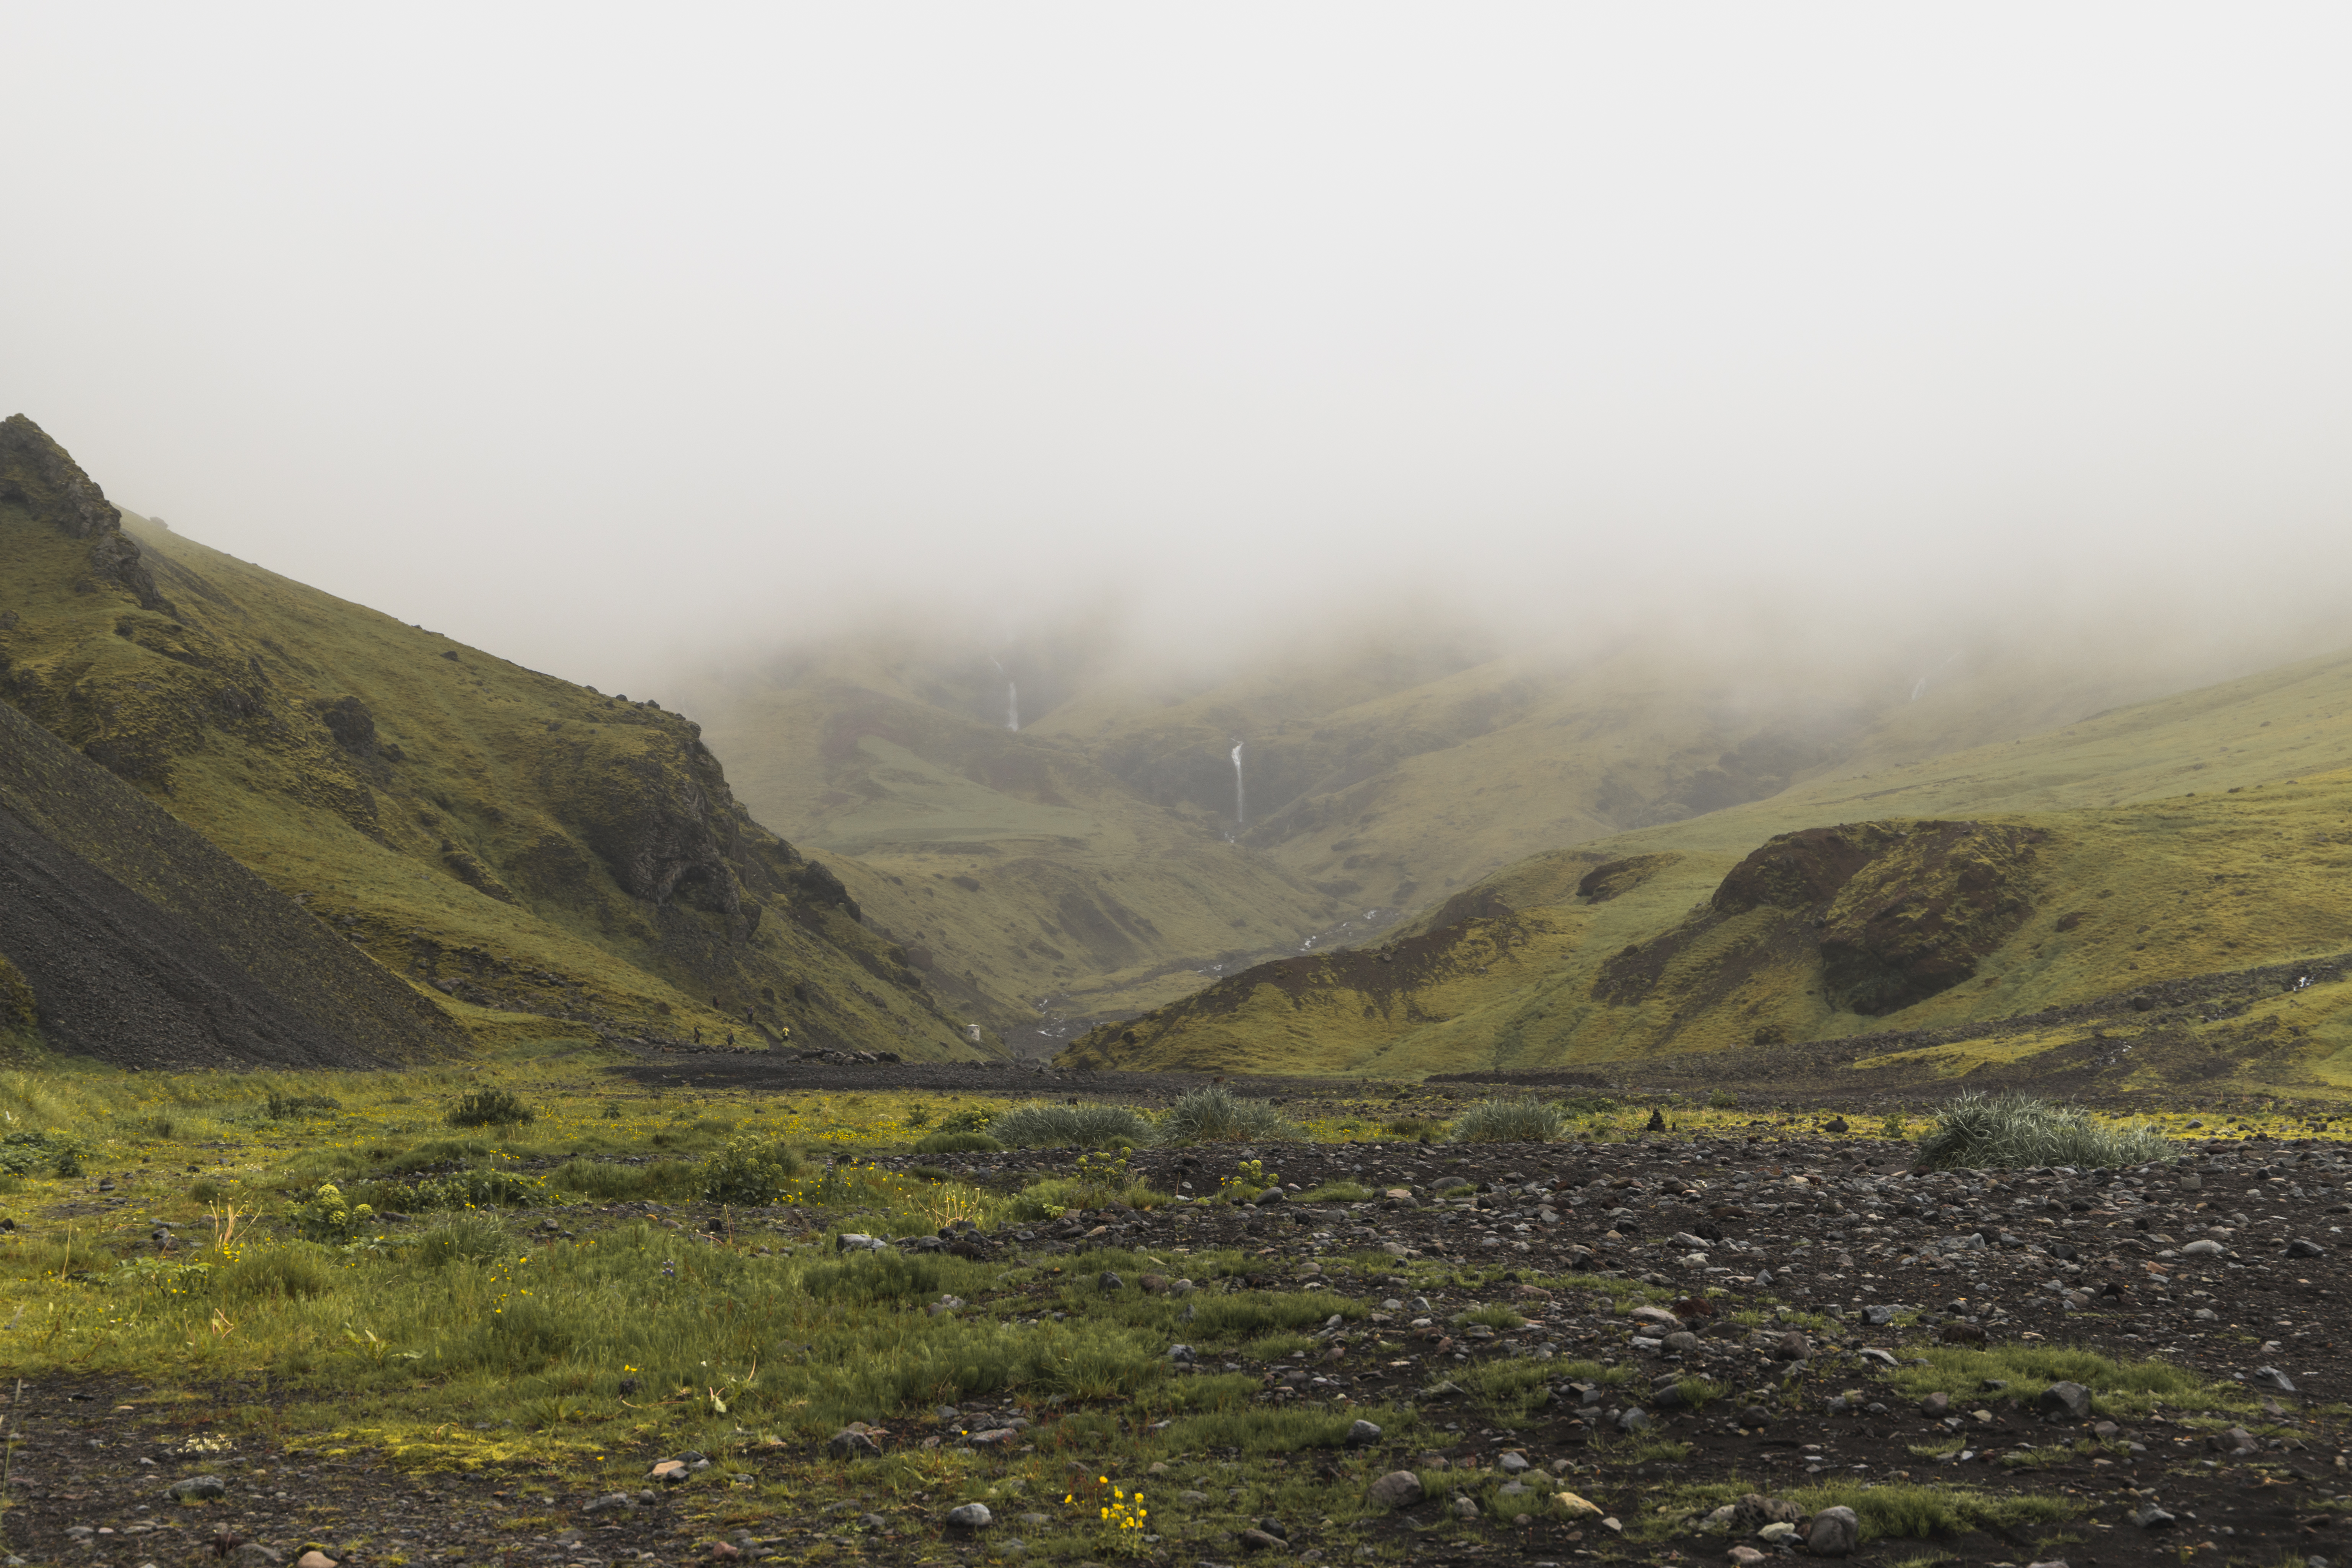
[1650,1478,2074,1545]
[1158,1404,1412,1455]
[1242,1332,1314,1360]
[1293,1180,1374,1203]
[1187,1291,1365,1341]
[912,1130,1002,1154]
[1456,1303,1529,1330]
[990,1102,1157,1149]
[1876,1344,2234,1416]
[546,1157,698,1202]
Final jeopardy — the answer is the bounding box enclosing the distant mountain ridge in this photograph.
[685,613,2342,1037]
[1060,644,2352,1082]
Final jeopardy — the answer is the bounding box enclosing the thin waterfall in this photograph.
[990,656,1020,730]
[1231,740,1246,827]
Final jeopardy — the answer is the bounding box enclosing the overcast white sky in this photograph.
[7,6,2352,694]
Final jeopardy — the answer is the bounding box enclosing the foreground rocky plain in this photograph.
[5,1063,2351,1568]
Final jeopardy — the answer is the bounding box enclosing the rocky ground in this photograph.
[8,1127,2351,1568]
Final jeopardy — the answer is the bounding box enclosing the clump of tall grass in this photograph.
[1158,1085,1297,1144]
[989,1102,1155,1149]
[1914,1091,2168,1171]
[1447,1096,1564,1143]
[696,1137,804,1205]
[447,1088,533,1129]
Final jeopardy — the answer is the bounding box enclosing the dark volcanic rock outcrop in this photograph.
[1597,819,2045,1016]
[0,414,171,612]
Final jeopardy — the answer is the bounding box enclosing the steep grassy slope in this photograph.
[1064,647,2352,1078]
[0,415,976,1060]
[694,619,2327,1026]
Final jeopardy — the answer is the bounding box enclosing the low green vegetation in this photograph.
[1448,1094,1564,1143]
[1914,1090,2170,1171]
[1292,1179,1375,1203]
[1160,1083,1299,1143]
[914,1129,1003,1154]
[1875,1343,2238,1417]
[989,1101,1157,1148]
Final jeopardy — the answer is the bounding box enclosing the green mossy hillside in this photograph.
[1067,765,2352,1085]
[0,416,976,1060]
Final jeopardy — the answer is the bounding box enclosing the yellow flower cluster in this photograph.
[1066,1475,1147,1533]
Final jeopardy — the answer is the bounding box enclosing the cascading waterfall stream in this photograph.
[1231,740,1246,828]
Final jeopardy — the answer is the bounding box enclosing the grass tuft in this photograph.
[695,1137,804,1205]
[989,1102,1156,1149]
[1447,1096,1564,1143]
[446,1088,534,1129]
[1159,1085,1298,1144]
[1914,1091,2169,1171]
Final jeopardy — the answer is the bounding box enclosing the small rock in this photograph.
[945,1502,993,1529]
[836,1232,885,1252]
[1805,1505,1860,1557]
[1345,1419,1381,1446]
[1169,1343,1197,1364]
[651,1459,690,1482]
[1738,1406,1771,1428]
[1862,1304,1898,1326]
[1629,1305,1680,1329]
[1727,1549,1768,1566]
[1554,1492,1601,1519]
[295,1554,338,1568]
[1615,1407,1649,1433]
[1757,1522,1799,1545]
[1240,1526,1287,1550]
[2132,1504,2176,1529]
[1733,1494,1804,1531]
[1772,1331,1810,1361]
[1452,1497,1481,1521]
[2179,1239,2225,1257]
[2287,1238,2327,1258]
[1496,1450,1529,1473]
[1099,1270,1124,1291]
[2252,1366,2298,1394]
[2026,1561,2069,1568]
[1254,1188,1286,1206]
[827,1429,883,1460]
[1919,1392,1951,1417]
[583,1492,636,1514]
[1368,1471,1424,1509]
[167,1475,228,1500]
[2039,1381,2093,1420]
